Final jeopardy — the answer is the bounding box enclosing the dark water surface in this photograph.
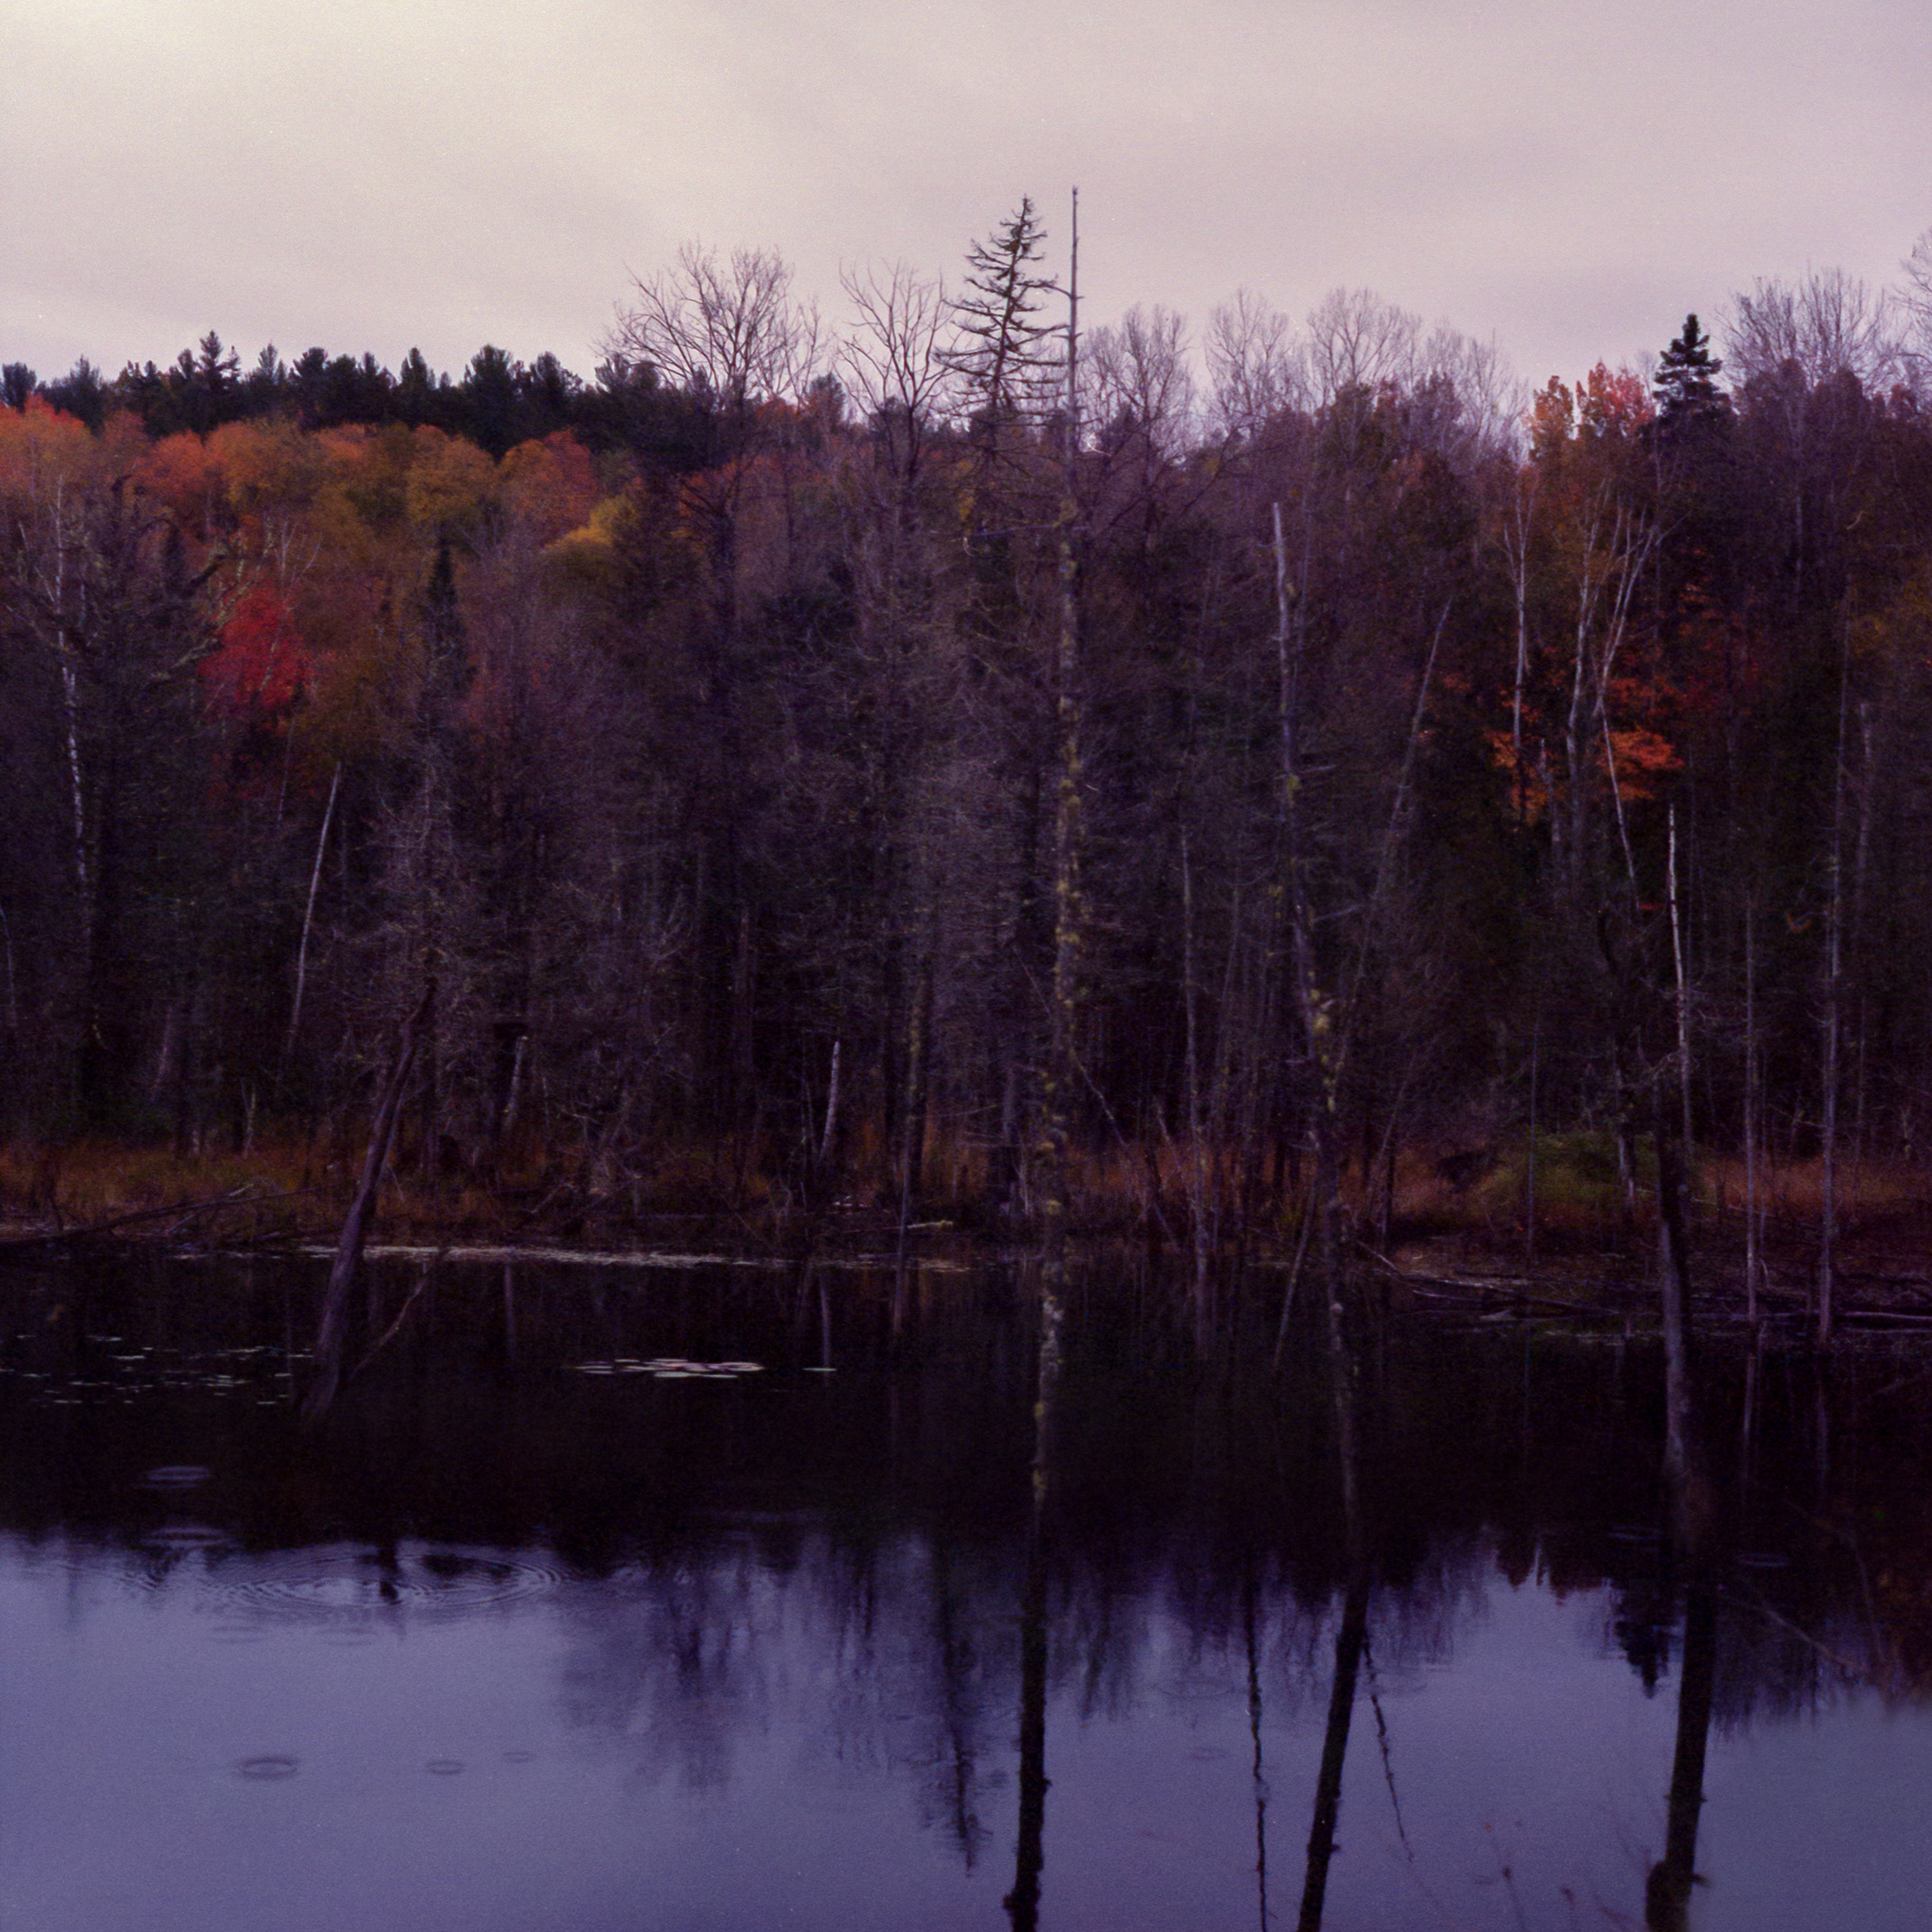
[3,1253,1930,1931]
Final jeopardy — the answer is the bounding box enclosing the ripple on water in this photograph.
[210,1543,569,1626]
[141,1466,213,1489]
[236,1755,299,1780]
[141,1525,232,1555]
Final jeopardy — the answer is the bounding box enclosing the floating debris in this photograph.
[558,1356,775,1379]
[298,1243,793,1270]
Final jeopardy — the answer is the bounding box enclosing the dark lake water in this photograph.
[2,1250,1929,1931]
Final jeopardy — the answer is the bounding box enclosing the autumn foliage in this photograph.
[3,272,1932,1251]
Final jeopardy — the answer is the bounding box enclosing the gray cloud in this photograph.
[4,0,1928,392]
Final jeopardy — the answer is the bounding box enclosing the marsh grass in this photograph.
[9,1123,1932,1258]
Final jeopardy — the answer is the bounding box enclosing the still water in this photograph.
[1,1253,1928,1930]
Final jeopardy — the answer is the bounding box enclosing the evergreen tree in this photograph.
[45,358,105,429]
[244,344,286,415]
[289,347,331,427]
[462,345,522,457]
[1652,313,1729,431]
[179,331,241,432]
[396,347,441,426]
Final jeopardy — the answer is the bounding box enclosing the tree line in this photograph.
[6,213,1932,1274]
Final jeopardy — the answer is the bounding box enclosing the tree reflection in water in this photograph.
[2,1253,1932,1930]
[1004,1268,1062,1932]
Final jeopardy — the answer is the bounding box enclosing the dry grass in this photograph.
[12,1124,1932,1253]
[0,1136,331,1235]
[1699,1151,1932,1224]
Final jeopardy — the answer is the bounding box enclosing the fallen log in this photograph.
[0,1187,277,1258]
[302,989,430,1423]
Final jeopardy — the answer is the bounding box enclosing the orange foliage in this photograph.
[207,418,330,523]
[500,431,599,543]
[1602,722,1681,799]
[1577,362,1652,439]
[1528,363,1652,461]
[0,394,111,500]
[132,431,228,536]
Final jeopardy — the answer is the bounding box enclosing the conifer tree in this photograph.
[1652,313,1729,431]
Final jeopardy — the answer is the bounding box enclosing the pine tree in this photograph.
[1652,313,1729,431]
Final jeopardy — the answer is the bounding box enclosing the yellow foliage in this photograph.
[404,427,497,540]
[544,493,633,588]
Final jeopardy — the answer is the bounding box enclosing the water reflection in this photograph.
[1004,1268,1062,1932]
[1,1254,1930,1929]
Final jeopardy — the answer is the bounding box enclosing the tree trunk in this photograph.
[303,987,430,1423]
[1818,622,1850,1347]
[281,760,341,1087]
[1038,189,1082,1293]
[1745,899,1761,1326]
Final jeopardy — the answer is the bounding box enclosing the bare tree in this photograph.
[1304,288,1421,406]
[1084,306,1198,469]
[1204,290,1304,444]
[1900,228,1932,383]
[607,242,819,410]
[1725,269,1900,394]
[945,199,1063,440]
[836,262,961,485]
[838,266,958,446]
[1415,325,1523,467]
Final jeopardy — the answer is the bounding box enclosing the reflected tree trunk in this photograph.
[1009,219,1078,1930]
[1647,1224,1716,1930]
[1297,1570,1370,1931]
[1005,1269,1063,1932]
[1246,1574,1271,1932]
[930,1538,987,1868]
[1297,1232,1371,1931]
[1654,1091,1696,1499]
[1645,1581,1717,1931]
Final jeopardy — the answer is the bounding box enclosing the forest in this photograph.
[6,209,1932,1314]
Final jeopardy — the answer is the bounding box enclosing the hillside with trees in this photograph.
[7,221,1932,1306]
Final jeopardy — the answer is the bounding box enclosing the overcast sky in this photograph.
[5,0,1929,399]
